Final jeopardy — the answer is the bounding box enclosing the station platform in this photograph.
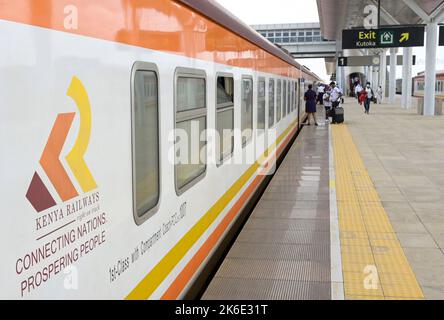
[202,98,444,300]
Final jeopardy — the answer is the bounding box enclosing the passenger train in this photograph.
[0,0,320,299]
[412,71,444,98]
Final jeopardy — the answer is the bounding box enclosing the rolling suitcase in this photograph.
[332,107,344,124]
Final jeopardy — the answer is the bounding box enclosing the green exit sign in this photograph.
[343,27,425,49]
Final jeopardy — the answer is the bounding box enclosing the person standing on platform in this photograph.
[303,84,319,126]
[330,82,343,108]
[317,83,325,105]
[364,82,374,114]
[323,86,332,123]
[376,85,383,104]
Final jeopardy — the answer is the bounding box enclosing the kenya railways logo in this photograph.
[25,76,97,213]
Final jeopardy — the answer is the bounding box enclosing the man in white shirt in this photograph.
[354,83,363,98]
[330,82,343,108]
[364,82,374,114]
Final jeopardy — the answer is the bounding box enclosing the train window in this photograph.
[131,63,160,224]
[258,78,266,130]
[216,75,234,164]
[283,80,287,117]
[241,76,254,146]
[175,69,207,194]
[276,80,282,122]
[294,81,298,112]
[269,79,275,127]
[290,81,294,112]
[288,81,291,114]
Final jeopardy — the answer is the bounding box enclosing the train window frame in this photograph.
[288,80,292,114]
[216,72,235,166]
[268,78,276,128]
[290,80,293,113]
[131,62,161,226]
[174,67,208,196]
[257,77,266,131]
[276,79,282,123]
[241,75,254,147]
[283,79,287,117]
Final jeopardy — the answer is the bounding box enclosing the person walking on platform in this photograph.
[376,85,383,104]
[355,82,363,104]
[323,86,332,123]
[303,84,318,126]
[364,82,374,114]
[317,83,325,105]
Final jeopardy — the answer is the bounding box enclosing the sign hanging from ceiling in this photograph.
[338,55,380,67]
[440,26,444,46]
[342,27,425,49]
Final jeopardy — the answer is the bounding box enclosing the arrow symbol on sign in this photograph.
[400,33,410,43]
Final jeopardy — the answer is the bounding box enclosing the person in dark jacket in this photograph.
[303,84,318,126]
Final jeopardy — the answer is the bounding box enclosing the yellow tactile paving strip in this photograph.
[332,125,424,300]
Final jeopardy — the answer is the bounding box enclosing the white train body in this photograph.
[0,0,318,299]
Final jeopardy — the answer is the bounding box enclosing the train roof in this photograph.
[177,0,319,80]
[414,71,444,78]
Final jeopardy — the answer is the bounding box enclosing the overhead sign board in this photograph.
[338,55,380,67]
[342,27,425,49]
[440,26,444,46]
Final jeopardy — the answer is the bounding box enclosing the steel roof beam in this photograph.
[430,5,444,23]
[402,0,432,23]
[369,0,400,25]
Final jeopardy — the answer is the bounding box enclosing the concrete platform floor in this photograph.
[340,96,444,299]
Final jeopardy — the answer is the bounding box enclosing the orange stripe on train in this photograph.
[0,0,301,78]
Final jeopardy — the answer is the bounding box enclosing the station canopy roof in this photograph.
[317,0,444,41]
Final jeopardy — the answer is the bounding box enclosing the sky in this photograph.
[215,0,444,82]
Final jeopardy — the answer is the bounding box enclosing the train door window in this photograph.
[276,80,282,122]
[216,75,234,164]
[283,80,287,117]
[258,78,266,130]
[241,76,254,146]
[131,63,160,224]
[269,79,275,127]
[294,81,298,112]
[175,69,207,194]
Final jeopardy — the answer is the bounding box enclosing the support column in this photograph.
[402,47,413,109]
[379,49,387,102]
[341,64,346,93]
[335,41,344,92]
[389,48,397,104]
[368,66,373,87]
[373,67,378,89]
[424,22,438,116]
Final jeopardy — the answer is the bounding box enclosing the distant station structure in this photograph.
[317,0,444,115]
[251,23,337,58]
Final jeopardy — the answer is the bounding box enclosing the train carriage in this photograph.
[412,71,444,99]
[0,0,319,299]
